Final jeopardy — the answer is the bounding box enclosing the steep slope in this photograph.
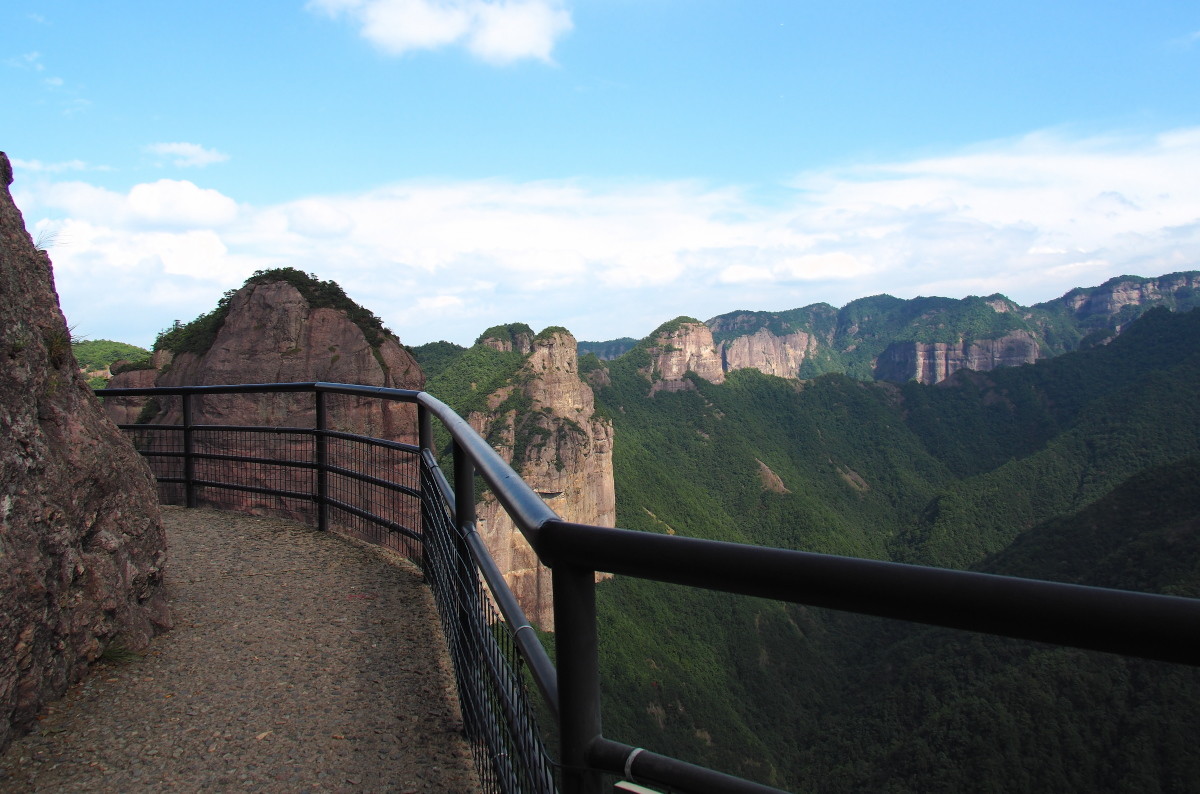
[897,307,1200,567]
[427,325,616,629]
[580,306,1200,789]
[796,460,1200,793]
[112,269,423,432]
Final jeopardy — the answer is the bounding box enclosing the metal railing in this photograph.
[97,382,1200,794]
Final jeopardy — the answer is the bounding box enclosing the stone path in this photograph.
[0,507,482,793]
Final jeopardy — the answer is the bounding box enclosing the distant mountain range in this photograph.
[576,271,1200,383]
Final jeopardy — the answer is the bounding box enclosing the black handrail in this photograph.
[98,382,1200,794]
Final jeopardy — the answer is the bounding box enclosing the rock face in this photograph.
[468,330,616,630]
[102,361,162,424]
[116,275,425,520]
[1058,273,1200,321]
[873,331,1041,384]
[149,280,424,435]
[687,275,1200,385]
[721,328,822,379]
[0,152,170,752]
[642,320,725,394]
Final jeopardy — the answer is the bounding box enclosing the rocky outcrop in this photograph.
[119,275,425,520]
[1058,273,1200,322]
[642,319,725,395]
[103,349,174,424]
[468,329,616,630]
[151,280,423,433]
[478,324,535,355]
[0,152,170,752]
[873,331,1041,384]
[721,328,821,379]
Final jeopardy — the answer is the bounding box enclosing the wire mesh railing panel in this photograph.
[190,428,317,523]
[124,425,185,504]
[421,466,559,794]
[326,434,422,561]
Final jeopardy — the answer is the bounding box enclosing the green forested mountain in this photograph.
[417,276,1200,791]
[582,271,1200,382]
[581,306,1200,791]
[72,339,150,372]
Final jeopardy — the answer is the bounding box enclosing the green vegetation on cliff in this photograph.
[582,306,1200,790]
[704,271,1200,382]
[72,339,150,372]
[153,268,394,356]
[408,340,466,380]
[577,337,637,360]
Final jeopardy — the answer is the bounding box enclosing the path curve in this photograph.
[0,507,482,793]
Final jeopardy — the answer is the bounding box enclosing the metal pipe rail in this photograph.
[98,382,1200,794]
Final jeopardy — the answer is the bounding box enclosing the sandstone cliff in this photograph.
[640,318,725,395]
[149,277,423,433]
[115,271,425,520]
[720,328,822,379]
[466,329,616,630]
[873,331,1041,384]
[689,276,1200,386]
[1054,272,1200,322]
[0,152,170,752]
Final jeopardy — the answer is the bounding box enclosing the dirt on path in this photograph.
[0,507,483,793]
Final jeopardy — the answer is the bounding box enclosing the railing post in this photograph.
[418,404,434,571]
[418,403,434,458]
[315,389,328,532]
[555,565,604,794]
[182,392,195,508]
[451,440,483,740]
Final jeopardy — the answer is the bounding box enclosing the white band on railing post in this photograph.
[624,747,645,782]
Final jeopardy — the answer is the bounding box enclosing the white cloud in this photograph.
[146,142,230,168]
[284,200,355,237]
[127,180,239,227]
[18,126,1200,348]
[30,179,239,229]
[468,0,572,63]
[11,158,93,174]
[5,51,44,70]
[309,0,572,64]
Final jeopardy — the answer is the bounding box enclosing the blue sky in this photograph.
[4,1,1200,348]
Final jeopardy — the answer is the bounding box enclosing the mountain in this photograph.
[111,268,424,433]
[416,324,617,629]
[579,271,1200,385]
[575,303,1200,790]
[71,339,151,388]
[108,268,425,519]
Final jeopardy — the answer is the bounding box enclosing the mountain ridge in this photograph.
[562,270,1200,384]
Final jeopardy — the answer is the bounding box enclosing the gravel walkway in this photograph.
[0,507,483,793]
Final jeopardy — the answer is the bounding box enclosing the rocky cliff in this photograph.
[114,271,425,520]
[0,152,170,752]
[640,318,725,395]
[720,328,822,379]
[684,274,1200,385]
[150,278,423,433]
[1049,272,1200,324]
[873,330,1041,384]
[466,329,616,630]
